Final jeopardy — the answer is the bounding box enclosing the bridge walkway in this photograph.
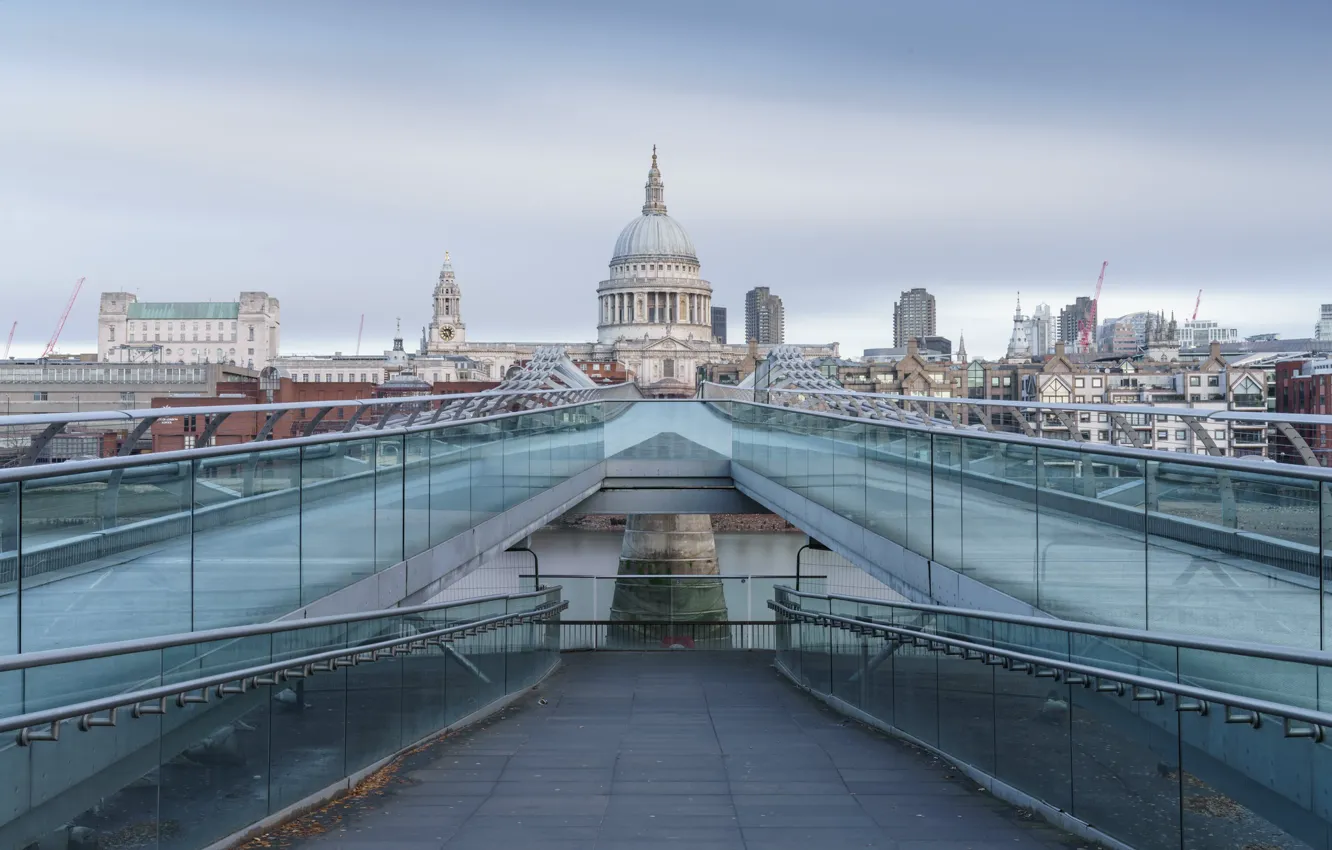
[269,652,1078,850]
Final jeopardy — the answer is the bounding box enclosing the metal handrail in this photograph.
[705,382,1310,426]
[0,586,563,673]
[772,585,1332,668]
[768,600,1330,737]
[0,599,568,743]
[0,385,635,429]
[708,392,1332,482]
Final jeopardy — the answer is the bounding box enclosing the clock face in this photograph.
[440,326,455,341]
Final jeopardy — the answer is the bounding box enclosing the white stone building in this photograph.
[274,149,837,395]
[98,291,280,369]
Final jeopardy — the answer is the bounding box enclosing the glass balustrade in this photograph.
[0,590,563,850]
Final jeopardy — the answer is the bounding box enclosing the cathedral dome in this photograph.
[609,147,698,264]
[612,214,696,263]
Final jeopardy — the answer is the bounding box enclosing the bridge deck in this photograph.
[272,652,1076,850]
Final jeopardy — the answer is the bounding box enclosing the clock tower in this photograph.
[427,251,466,351]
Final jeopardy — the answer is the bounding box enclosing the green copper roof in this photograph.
[127,302,240,320]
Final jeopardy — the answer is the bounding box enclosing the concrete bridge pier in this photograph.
[607,513,730,648]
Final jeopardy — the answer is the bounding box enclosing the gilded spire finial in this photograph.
[652,144,657,168]
[445,250,450,261]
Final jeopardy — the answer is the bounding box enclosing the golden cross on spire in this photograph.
[651,144,657,167]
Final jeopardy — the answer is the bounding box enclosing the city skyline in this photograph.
[2,1,1329,361]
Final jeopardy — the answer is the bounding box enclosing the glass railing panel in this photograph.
[374,433,405,571]
[502,413,536,510]
[1147,460,1321,648]
[782,409,809,497]
[269,622,350,811]
[468,420,506,530]
[346,612,408,771]
[163,691,273,850]
[1070,677,1181,850]
[21,460,194,651]
[832,422,867,528]
[957,439,1035,603]
[1038,446,1146,628]
[936,611,997,775]
[0,481,16,658]
[1178,709,1317,850]
[603,400,732,460]
[299,439,376,606]
[864,424,907,547]
[931,433,963,572]
[906,429,933,559]
[194,447,301,630]
[805,414,837,513]
[891,609,938,746]
[403,431,431,558]
[429,427,472,546]
[993,626,1073,813]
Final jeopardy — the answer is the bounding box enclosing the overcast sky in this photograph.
[2,0,1329,361]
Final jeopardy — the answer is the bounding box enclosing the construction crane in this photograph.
[1191,289,1202,322]
[3,322,14,359]
[1077,261,1108,354]
[42,277,85,359]
[355,313,365,355]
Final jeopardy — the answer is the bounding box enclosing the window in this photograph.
[248,348,254,355]
[120,392,135,402]
[1075,395,1085,403]
[991,377,999,387]
[1079,412,1091,422]
[1002,377,1011,387]
[1075,378,1085,388]
[1157,430,1169,440]
[360,373,368,382]
[33,391,48,401]
[1176,430,1186,440]
[108,327,116,341]
[336,373,344,382]
[1208,376,1220,387]
[205,322,211,331]
[326,374,333,382]
[248,326,255,341]
[183,435,195,450]
[1097,412,1108,422]
[155,334,160,341]
[314,374,321,382]
[302,373,310,382]
[1214,430,1225,440]
[1080,431,1091,441]
[1190,376,1201,387]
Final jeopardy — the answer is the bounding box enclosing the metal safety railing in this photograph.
[1,587,567,850]
[769,590,1332,850]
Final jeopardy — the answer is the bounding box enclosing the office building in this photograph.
[98,291,281,370]
[711,306,727,344]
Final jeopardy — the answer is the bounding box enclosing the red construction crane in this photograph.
[1191,289,1202,322]
[3,322,15,359]
[355,313,365,355]
[1077,261,1108,353]
[42,277,85,358]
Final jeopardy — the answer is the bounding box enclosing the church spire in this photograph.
[643,144,667,215]
[957,330,967,361]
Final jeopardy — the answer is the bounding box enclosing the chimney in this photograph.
[1055,341,1066,357]
[907,338,919,356]
[1209,340,1221,359]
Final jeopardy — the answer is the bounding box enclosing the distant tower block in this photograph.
[608,514,730,648]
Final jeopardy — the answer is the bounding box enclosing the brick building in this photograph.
[1273,358,1332,466]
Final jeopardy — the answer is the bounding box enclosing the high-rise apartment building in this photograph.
[892,288,936,348]
[711,306,727,344]
[744,287,784,344]
[1057,296,1095,347]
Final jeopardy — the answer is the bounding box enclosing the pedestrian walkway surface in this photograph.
[274,652,1082,850]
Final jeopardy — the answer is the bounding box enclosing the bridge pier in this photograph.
[607,513,730,648]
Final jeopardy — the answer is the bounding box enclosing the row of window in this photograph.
[615,263,697,275]
[111,326,258,342]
